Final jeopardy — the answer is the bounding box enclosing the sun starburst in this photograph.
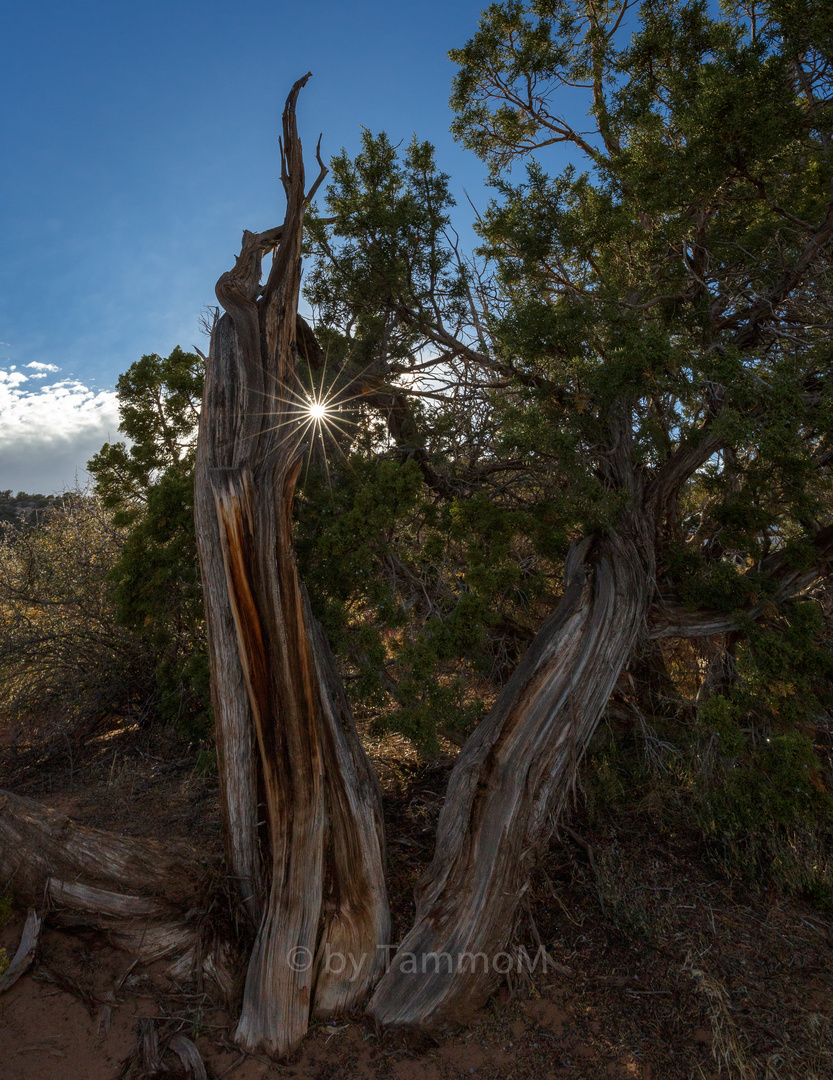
[238,346,397,495]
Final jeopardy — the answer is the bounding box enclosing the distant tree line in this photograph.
[0,490,72,529]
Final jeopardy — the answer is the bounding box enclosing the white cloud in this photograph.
[0,367,121,494]
[0,369,29,387]
[25,361,61,373]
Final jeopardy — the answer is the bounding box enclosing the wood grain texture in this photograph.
[369,532,650,1028]
[0,790,233,985]
[0,789,205,905]
[0,909,40,993]
[194,76,389,1057]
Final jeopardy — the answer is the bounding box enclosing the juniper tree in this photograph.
[305,0,833,1026]
[87,346,209,733]
[3,0,833,1057]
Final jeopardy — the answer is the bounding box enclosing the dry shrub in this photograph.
[0,494,153,775]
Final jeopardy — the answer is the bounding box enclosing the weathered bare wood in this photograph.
[211,461,326,1056]
[194,76,389,1057]
[195,309,263,928]
[0,908,41,993]
[0,789,205,906]
[168,1034,209,1080]
[0,789,231,985]
[47,878,168,919]
[304,591,389,1017]
[126,1021,209,1080]
[170,938,235,999]
[137,1018,163,1074]
[369,531,650,1027]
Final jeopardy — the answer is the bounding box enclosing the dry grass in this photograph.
[686,953,755,1080]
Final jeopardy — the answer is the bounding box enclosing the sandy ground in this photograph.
[1,720,832,1079]
[0,909,645,1080]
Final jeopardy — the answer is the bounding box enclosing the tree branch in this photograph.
[647,524,833,639]
[714,199,833,348]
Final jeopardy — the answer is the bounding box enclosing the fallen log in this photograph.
[0,789,232,990]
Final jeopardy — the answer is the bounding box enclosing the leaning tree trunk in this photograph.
[193,76,389,1058]
[369,529,651,1027]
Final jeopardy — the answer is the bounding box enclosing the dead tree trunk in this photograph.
[0,80,386,1059]
[368,529,651,1027]
[0,790,233,992]
[193,76,389,1057]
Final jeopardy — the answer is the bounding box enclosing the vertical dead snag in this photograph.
[194,76,389,1057]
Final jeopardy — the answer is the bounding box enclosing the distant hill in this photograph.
[0,490,73,528]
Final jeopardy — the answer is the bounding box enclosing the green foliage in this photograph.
[692,602,833,908]
[581,598,833,916]
[88,347,203,516]
[447,0,833,590]
[305,132,468,366]
[702,602,833,732]
[695,729,833,916]
[301,0,833,769]
[699,730,830,834]
[296,456,425,648]
[585,721,833,916]
[87,348,209,737]
[82,331,559,754]
[0,490,71,529]
[295,451,549,752]
[195,746,218,778]
[110,469,209,737]
[75,2,833,793]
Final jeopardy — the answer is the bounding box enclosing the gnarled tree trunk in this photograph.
[367,482,833,1028]
[369,528,652,1027]
[193,76,389,1058]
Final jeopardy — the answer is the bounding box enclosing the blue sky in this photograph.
[0,0,559,493]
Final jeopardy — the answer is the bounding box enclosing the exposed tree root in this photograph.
[0,788,234,994]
